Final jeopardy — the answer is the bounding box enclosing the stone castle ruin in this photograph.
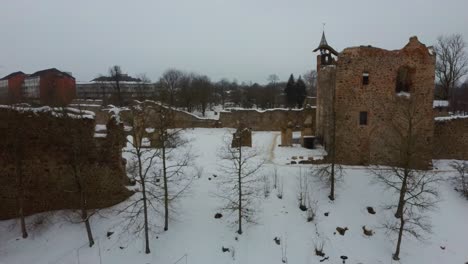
[0,106,132,219]
[2,34,468,220]
[314,33,468,167]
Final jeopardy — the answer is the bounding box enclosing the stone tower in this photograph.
[314,35,436,168]
[313,31,338,149]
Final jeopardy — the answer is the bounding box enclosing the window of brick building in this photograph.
[359,111,368,125]
[396,66,414,93]
[362,72,369,85]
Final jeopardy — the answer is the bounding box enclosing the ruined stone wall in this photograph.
[170,109,218,128]
[318,37,436,167]
[219,107,315,131]
[433,117,468,160]
[0,108,131,220]
[115,101,316,131]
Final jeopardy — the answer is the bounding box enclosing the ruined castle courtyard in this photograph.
[1,126,468,264]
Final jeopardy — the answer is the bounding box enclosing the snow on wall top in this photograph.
[221,107,314,113]
[0,105,95,119]
[433,100,449,108]
[435,115,468,122]
[102,105,130,123]
[138,100,218,121]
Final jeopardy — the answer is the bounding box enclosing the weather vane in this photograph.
[322,23,326,31]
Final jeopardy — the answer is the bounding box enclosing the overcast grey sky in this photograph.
[1,0,467,84]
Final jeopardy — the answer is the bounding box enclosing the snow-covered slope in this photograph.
[1,129,467,264]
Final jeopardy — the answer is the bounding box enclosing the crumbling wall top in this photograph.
[339,36,434,59]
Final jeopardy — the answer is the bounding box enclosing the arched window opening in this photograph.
[396,66,414,93]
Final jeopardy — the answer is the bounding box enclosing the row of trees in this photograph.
[158,69,317,111]
[434,34,468,112]
[120,103,195,254]
[434,34,468,100]
[100,66,317,111]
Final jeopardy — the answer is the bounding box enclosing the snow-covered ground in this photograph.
[1,129,467,264]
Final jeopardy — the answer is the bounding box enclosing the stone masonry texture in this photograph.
[317,37,436,168]
[0,107,132,220]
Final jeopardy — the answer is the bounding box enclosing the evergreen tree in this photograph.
[284,74,296,108]
[296,76,307,108]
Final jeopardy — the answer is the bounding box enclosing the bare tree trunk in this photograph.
[329,105,337,201]
[71,159,95,247]
[116,80,122,106]
[396,116,413,218]
[393,213,405,260]
[330,162,335,201]
[18,189,28,239]
[237,137,243,235]
[395,170,408,218]
[142,182,150,254]
[15,143,28,239]
[19,202,27,238]
[162,142,169,231]
[138,152,151,254]
[82,198,95,247]
[462,174,467,196]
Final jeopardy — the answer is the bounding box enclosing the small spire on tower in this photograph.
[313,29,338,56]
[319,31,329,47]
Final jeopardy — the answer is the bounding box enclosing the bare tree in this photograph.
[264,88,277,109]
[218,128,264,234]
[120,104,161,254]
[311,162,344,201]
[267,74,279,86]
[272,166,279,189]
[262,174,271,198]
[371,167,439,260]
[303,70,317,97]
[149,103,194,231]
[135,74,153,100]
[380,96,434,219]
[434,34,468,101]
[109,65,124,106]
[58,106,96,247]
[5,105,29,238]
[451,161,468,198]
[192,74,213,116]
[160,69,183,106]
[215,78,230,109]
[311,67,342,200]
[276,174,284,199]
[369,96,440,260]
[178,73,195,112]
[265,74,281,108]
[297,168,308,211]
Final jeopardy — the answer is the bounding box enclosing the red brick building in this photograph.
[0,68,76,105]
[0,71,28,104]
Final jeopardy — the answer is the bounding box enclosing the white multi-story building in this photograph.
[22,76,40,99]
[76,74,155,100]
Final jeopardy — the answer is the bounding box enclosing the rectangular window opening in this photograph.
[362,72,369,85]
[359,111,368,125]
